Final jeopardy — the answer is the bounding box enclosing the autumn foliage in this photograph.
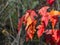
[18,0,60,45]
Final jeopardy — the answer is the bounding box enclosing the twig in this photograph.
[0,1,9,15]
[9,10,15,33]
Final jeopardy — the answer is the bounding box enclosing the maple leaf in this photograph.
[26,26,35,40]
[41,15,50,26]
[39,6,50,26]
[47,10,60,29]
[26,20,36,40]
[46,0,55,6]
[53,30,60,43]
[49,10,59,29]
[52,30,59,42]
[37,22,45,38]
[45,29,57,45]
[51,17,57,29]
[22,10,37,41]
[27,30,34,40]
[26,10,38,20]
[45,33,56,45]
[45,29,60,43]
[24,10,37,30]
[39,6,49,16]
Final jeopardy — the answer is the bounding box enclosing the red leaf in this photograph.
[26,20,36,40]
[37,23,45,38]
[45,29,53,35]
[45,33,56,45]
[50,16,58,29]
[27,30,33,40]
[57,30,60,39]
[39,6,49,16]
[52,30,58,42]
[49,10,59,29]
[39,6,50,26]
[47,0,55,6]
[17,16,24,32]
[24,12,29,24]
[45,30,56,45]
[45,30,60,43]
[27,10,37,20]
[24,10,37,30]
[41,15,49,26]
[57,40,60,45]
[53,30,60,42]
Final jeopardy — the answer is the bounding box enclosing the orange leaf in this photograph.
[25,16,33,30]
[26,20,36,40]
[49,10,60,16]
